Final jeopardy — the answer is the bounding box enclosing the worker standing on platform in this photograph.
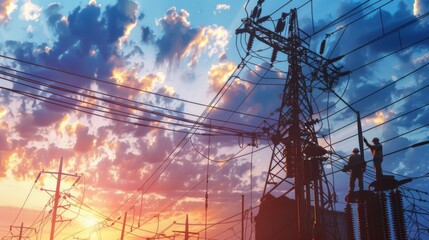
[347,148,366,192]
[364,137,383,181]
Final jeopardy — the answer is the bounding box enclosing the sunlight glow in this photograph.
[0,107,7,118]
[82,215,98,228]
[112,68,127,84]
[414,0,420,16]
[164,85,175,95]
[366,111,390,125]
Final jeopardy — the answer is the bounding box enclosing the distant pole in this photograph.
[50,157,63,240]
[120,212,127,240]
[205,128,211,240]
[185,214,189,240]
[10,222,36,240]
[18,222,23,240]
[242,195,244,240]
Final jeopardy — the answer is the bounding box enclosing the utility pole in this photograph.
[9,223,35,240]
[172,215,198,239]
[49,157,63,240]
[236,5,347,239]
[241,195,244,240]
[40,157,80,240]
[120,212,127,240]
[184,214,189,240]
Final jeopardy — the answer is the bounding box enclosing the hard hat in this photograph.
[352,148,359,153]
[372,137,379,142]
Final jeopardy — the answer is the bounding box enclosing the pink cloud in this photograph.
[74,125,95,153]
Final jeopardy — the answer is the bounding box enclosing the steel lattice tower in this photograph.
[237,6,347,239]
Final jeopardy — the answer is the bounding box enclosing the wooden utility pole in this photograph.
[9,222,35,240]
[18,223,23,240]
[172,215,198,239]
[241,195,244,240]
[49,158,63,240]
[120,212,127,240]
[40,157,79,240]
[185,214,189,240]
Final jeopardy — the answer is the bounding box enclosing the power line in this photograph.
[0,68,266,136]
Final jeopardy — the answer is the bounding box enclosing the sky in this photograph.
[0,0,428,239]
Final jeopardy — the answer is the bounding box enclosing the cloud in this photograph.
[111,68,165,93]
[183,25,229,67]
[208,61,237,93]
[414,0,429,16]
[205,62,286,147]
[155,7,197,67]
[414,52,429,64]
[0,0,17,24]
[0,0,154,182]
[19,0,42,21]
[214,4,231,15]
[216,4,230,11]
[104,0,138,46]
[154,7,229,68]
[3,0,145,116]
[141,25,154,43]
[74,125,95,153]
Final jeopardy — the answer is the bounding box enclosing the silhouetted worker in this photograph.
[347,148,366,192]
[364,137,383,181]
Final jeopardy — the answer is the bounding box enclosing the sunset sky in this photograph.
[0,0,429,239]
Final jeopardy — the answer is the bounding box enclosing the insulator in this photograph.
[257,15,270,23]
[375,192,391,240]
[396,190,406,239]
[251,6,259,19]
[281,12,288,19]
[357,199,369,240]
[365,195,383,239]
[390,190,408,240]
[256,7,262,19]
[247,33,255,51]
[275,19,285,33]
[338,70,351,77]
[345,204,356,240]
[327,54,345,64]
[271,48,278,63]
[319,39,326,55]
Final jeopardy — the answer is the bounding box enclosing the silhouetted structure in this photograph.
[237,6,346,239]
[345,176,410,240]
[255,195,297,240]
[255,194,348,240]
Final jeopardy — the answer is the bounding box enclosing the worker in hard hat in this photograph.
[347,147,366,192]
[364,137,383,181]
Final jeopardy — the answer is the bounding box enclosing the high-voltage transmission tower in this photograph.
[237,2,348,239]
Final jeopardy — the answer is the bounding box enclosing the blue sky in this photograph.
[0,0,429,239]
